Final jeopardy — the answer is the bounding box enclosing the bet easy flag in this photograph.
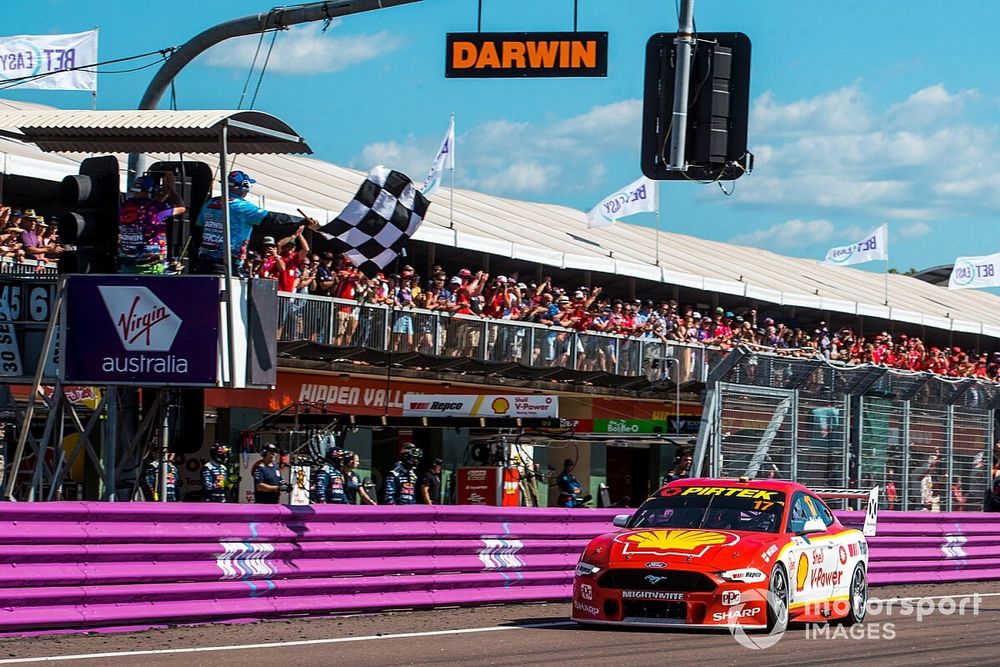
[822,224,888,266]
[947,252,1000,290]
[421,115,455,198]
[587,176,657,228]
[0,30,98,91]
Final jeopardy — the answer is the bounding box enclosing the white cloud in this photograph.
[353,99,642,196]
[738,82,997,223]
[751,84,870,136]
[203,24,400,75]
[885,84,977,128]
[898,221,931,239]
[729,219,836,249]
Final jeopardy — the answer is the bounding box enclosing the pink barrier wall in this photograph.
[0,503,996,634]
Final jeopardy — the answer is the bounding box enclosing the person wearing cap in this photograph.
[18,212,50,261]
[252,443,290,504]
[118,172,185,274]
[194,170,315,275]
[420,457,443,505]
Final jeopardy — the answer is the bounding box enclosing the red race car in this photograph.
[571,477,877,630]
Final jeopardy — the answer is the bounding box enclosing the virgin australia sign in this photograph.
[63,276,219,385]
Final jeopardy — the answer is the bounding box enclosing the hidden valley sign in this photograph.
[446,32,608,78]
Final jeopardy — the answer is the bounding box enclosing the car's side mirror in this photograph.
[799,518,827,534]
[612,514,631,528]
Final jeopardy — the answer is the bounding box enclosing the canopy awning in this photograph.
[0,110,311,155]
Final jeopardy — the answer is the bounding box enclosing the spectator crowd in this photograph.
[245,232,1000,382]
[0,207,63,265]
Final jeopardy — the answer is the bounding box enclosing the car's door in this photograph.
[785,492,835,607]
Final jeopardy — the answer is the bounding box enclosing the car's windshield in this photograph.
[629,484,786,533]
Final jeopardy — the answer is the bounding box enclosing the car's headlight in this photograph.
[718,567,766,583]
[575,561,602,577]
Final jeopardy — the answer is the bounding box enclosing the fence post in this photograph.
[790,388,799,482]
[945,404,955,513]
[901,400,911,511]
[840,394,851,489]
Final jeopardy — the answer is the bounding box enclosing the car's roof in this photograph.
[664,477,810,493]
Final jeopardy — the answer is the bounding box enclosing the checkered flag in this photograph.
[317,166,430,276]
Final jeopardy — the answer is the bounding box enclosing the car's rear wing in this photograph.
[813,486,880,537]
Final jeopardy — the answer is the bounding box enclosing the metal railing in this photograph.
[699,348,996,511]
[0,257,58,278]
[276,291,714,382]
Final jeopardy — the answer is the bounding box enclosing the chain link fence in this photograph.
[699,348,996,511]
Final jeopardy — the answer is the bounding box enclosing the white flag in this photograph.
[823,224,888,266]
[421,115,455,198]
[0,30,98,91]
[948,252,1000,290]
[587,176,658,229]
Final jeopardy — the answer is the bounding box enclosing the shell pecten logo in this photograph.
[616,529,739,557]
[490,397,510,414]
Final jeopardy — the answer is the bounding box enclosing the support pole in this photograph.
[668,0,695,171]
[128,0,423,181]
[449,113,456,230]
[219,123,239,389]
[160,389,171,502]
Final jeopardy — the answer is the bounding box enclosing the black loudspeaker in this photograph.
[142,388,205,454]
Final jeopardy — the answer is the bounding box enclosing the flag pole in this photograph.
[448,112,455,230]
[884,223,889,306]
[654,183,661,267]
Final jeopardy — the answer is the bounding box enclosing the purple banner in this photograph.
[62,275,220,386]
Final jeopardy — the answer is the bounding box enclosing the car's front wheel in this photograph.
[836,563,867,626]
[766,564,790,632]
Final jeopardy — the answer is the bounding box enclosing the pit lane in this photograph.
[0,582,997,666]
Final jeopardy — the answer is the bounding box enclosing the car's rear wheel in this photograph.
[766,564,790,632]
[836,563,867,626]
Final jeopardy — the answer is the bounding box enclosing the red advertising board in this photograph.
[456,467,501,505]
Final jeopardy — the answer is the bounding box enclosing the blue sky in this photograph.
[2,0,999,273]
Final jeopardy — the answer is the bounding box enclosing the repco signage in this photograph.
[62,275,220,386]
[446,32,608,78]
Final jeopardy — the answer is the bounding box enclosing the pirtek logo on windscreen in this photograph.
[98,286,181,351]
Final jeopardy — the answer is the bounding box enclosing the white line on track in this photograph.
[4,592,1000,665]
[0,620,578,664]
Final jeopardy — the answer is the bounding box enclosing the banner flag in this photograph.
[587,176,657,228]
[421,115,455,198]
[947,251,1000,290]
[0,30,98,91]
[822,224,888,266]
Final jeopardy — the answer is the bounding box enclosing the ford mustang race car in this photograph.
[571,478,877,630]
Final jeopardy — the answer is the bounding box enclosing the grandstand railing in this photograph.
[696,347,997,512]
[0,257,58,278]
[276,291,719,381]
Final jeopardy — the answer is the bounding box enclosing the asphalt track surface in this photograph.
[0,582,997,666]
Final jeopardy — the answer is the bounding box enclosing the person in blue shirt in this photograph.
[384,443,422,505]
[141,451,178,501]
[193,170,314,275]
[314,447,346,503]
[201,443,230,503]
[252,443,289,504]
[557,458,591,508]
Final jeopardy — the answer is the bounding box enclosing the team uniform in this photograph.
[141,460,178,501]
[118,197,175,274]
[195,195,269,274]
[343,470,363,504]
[314,463,346,503]
[201,461,228,503]
[252,460,283,504]
[384,463,418,505]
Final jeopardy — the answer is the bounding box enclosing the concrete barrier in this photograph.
[0,503,996,633]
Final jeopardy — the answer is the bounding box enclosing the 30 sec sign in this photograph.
[446,32,608,78]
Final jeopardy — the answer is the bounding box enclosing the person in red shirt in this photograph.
[257,236,283,280]
[275,226,309,293]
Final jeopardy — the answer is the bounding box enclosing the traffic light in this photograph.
[641,32,752,181]
[58,155,121,273]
